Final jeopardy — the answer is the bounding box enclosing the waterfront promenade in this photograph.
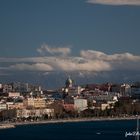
[1,116,138,127]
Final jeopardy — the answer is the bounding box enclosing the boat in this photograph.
[96,132,101,135]
[0,124,15,129]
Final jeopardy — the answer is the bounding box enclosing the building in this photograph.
[0,103,7,111]
[110,84,121,93]
[3,84,13,93]
[92,94,118,102]
[120,84,131,96]
[131,85,140,98]
[8,92,20,97]
[66,86,83,96]
[0,84,2,89]
[63,104,75,111]
[65,77,73,88]
[7,102,24,110]
[16,108,54,118]
[74,98,87,111]
[23,98,34,108]
[34,98,46,108]
[23,98,46,109]
[101,103,110,111]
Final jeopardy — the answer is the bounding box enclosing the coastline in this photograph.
[0,124,15,129]
[2,116,139,127]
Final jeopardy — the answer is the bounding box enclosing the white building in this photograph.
[0,84,2,89]
[101,103,109,111]
[120,84,131,96]
[16,108,54,118]
[0,103,7,110]
[74,99,87,111]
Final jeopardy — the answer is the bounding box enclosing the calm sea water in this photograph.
[0,120,137,140]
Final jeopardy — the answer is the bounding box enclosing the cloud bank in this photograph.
[1,49,140,74]
[86,0,140,5]
[10,63,53,71]
[37,44,71,56]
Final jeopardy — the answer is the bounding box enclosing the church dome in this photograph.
[65,77,73,88]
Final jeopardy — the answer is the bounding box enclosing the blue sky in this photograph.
[0,0,140,88]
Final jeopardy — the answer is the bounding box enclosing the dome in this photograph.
[65,77,73,88]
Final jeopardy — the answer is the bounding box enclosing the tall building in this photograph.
[120,84,131,96]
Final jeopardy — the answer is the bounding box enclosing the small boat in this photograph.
[96,132,101,135]
[0,124,15,129]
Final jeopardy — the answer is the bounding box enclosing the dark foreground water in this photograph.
[0,120,138,140]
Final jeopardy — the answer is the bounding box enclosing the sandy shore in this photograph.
[4,116,139,126]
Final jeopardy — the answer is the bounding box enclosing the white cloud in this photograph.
[0,49,140,73]
[80,50,140,70]
[48,57,111,72]
[37,44,71,56]
[80,50,106,60]
[86,0,140,5]
[4,56,111,72]
[0,57,56,63]
[80,50,140,61]
[10,63,53,71]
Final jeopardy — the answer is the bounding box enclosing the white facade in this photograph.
[74,99,87,111]
[0,103,7,110]
[101,103,109,110]
[16,109,54,118]
[120,84,131,96]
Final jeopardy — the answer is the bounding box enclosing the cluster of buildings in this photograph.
[0,79,140,121]
[61,78,140,112]
[0,83,54,120]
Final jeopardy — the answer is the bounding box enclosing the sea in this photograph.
[0,119,138,140]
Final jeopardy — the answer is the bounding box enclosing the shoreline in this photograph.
[2,116,139,127]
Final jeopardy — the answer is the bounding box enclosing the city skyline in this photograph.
[0,0,140,88]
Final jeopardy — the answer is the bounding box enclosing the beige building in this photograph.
[8,92,20,97]
[7,102,24,110]
[34,98,46,108]
[23,98,46,109]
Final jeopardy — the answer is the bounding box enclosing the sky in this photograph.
[0,0,140,89]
